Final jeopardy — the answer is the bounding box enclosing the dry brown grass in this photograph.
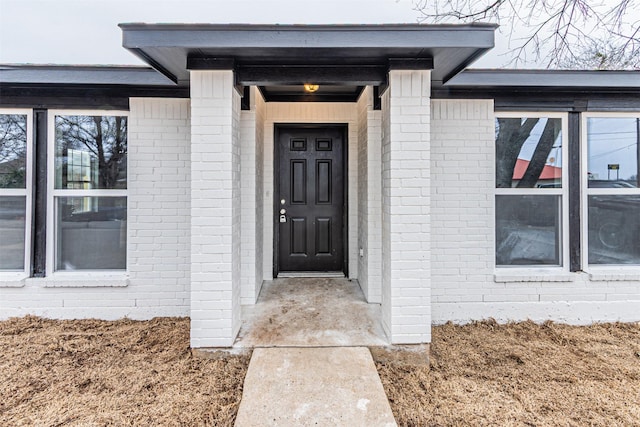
[377,320,640,427]
[0,316,250,426]
[3,317,640,426]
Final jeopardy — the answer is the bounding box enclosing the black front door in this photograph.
[275,125,346,273]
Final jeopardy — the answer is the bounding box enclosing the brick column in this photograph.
[381,70,432,344]
[190,70,241,348]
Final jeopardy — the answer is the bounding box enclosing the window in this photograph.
[48,112,128,272]
[584,114,640,266]
[0,110,32,273]
[495,114,568,267]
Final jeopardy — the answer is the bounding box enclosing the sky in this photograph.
[0,0,519,68]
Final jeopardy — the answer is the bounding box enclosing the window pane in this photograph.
[496,117,563,188]
[587,117,639,188]
[56,197,127,270]
[55,115,127,190]
[588,195,640,265]
[0,196,26,270]
[496,195,562,266]
[0,114,27,189]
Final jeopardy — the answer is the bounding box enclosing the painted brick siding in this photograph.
[254,88,266,298]
[381,70,432,344]
[430,99,640,324]
[357,87,382,303]
[189,71,242,347]
[262,103,359,280]
[0,98,191,320]
[240,106,257,304]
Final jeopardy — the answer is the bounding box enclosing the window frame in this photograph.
[494,111,570,270]
[0,108,34,278]
[581,112,640,270]
[0,108,33,277]
[46,109,129,276]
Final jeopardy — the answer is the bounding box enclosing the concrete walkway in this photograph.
[235,347,397,426]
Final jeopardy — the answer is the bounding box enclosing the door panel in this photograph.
[276,126,345,272]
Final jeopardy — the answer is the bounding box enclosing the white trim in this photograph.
[493,268,575,283]
[581,112,640,270]
[51,189,128,197]
[0,272,28,288]
[494,112,570,270]
[46,110,129,277]
[0,108,33,276]
[27,271,129,288]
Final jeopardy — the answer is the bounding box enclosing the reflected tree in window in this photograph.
[496,118,562,188]
[0,114,27,189]
[55,116,127,190]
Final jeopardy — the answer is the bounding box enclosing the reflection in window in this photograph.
[496,117,562,188]
[55,115,127,190]
[586,116,640,266]
[495,116,564,267]
[56,197,127,270]
[587,117,639,188]
[588,195,640,264]
[496,195,562,266]
[0,114,27,189]
[1,113,28,271]
[53,114,128,272]
[0,196,26,270]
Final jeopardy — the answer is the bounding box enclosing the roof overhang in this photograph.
[0,64,176,86]
[446,69,640,90]
[0,65,187,109]
[119,23,497,87]
[434,69,640,112]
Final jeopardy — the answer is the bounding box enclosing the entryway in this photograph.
[235,278,387,347]
[274,125,348,276]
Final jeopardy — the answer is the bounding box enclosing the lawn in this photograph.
[1,317,639,426]
[377,320,640,426]
[0,317,249,426]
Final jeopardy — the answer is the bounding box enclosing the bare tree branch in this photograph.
[414,0,640,69]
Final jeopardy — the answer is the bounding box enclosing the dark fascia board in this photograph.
[237,65,388,86]
[0,83,189,109]
[437,69,640,111]
[120,23,496,83]
[446,69,640,89]
[0,64,177,86]
[119,23,497,49]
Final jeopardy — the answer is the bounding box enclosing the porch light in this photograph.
[304,83,319,93]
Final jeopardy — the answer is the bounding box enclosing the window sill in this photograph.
[26,272,129,288]
[0,273,28,288]
[587,268,640,282]
[494,269,575,283]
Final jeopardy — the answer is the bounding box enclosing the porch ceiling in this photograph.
[119,23,497,88]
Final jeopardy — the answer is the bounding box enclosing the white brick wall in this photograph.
[0,98,192,320]
[381,71,432,344]
[5,91,638,345]
[240,101,257,304]
[357,87,382,303]
[254,88,266,299]
[430,99,640,325]
[190,71,242,347]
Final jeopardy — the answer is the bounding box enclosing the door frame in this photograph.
[273,123,349,277]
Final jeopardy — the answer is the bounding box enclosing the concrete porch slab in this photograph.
[234,347,397,427]
[235,278,387,347]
